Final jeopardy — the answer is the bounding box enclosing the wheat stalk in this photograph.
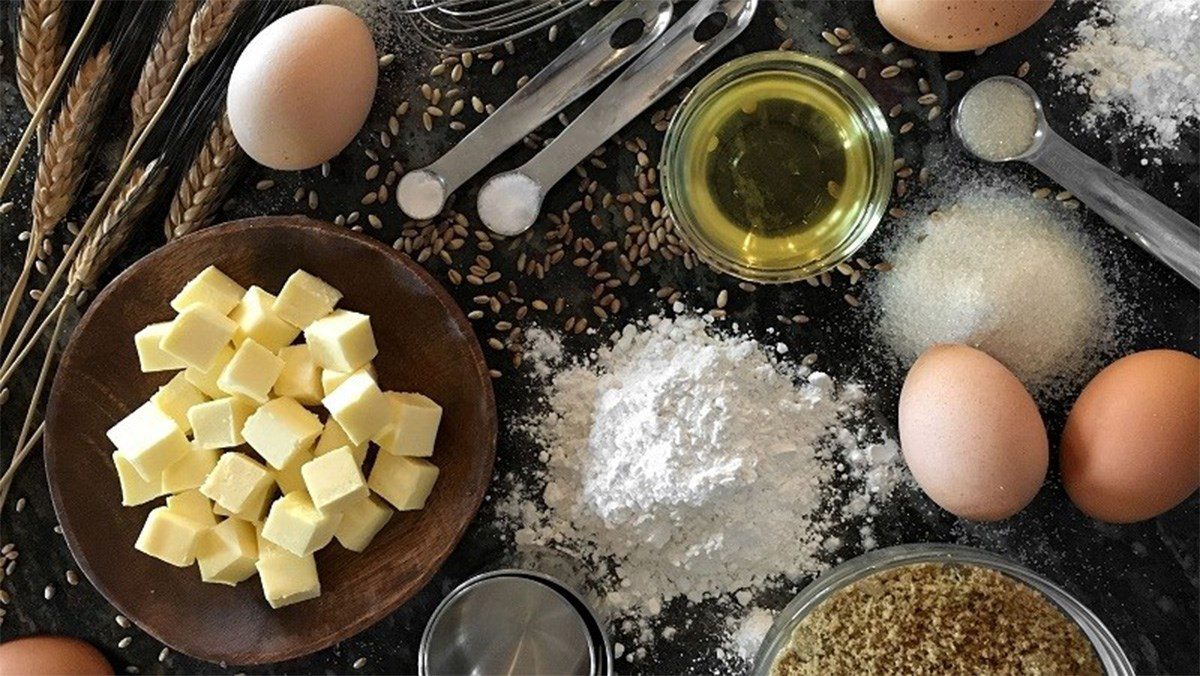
[128,0,198,149]
[166,113,241,239]
[30,44,113,249]
[188,0,244,65]
[16,0,66,115]
[70,163,161,291]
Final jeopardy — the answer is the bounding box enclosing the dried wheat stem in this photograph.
[0,295,66,388]
[188,0,244,65]
[166,113,240,239]
[128,0,198,150]
[16,0,67,115]
[71,163,160,291]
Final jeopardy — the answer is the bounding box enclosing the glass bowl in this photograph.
[660,51,893,284]
[752,544,1133,676]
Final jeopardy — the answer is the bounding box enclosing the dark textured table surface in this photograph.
[2,2,1197,674]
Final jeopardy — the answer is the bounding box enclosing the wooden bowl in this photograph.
[44,216,497,665]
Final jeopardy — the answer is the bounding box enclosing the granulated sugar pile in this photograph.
[497,314,906,664]
[1058,0,1200,148]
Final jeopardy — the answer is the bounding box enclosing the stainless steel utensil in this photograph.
[401,0,594,52]
[478,0,759,236]
[954,76,1200,288]
[397,1,673,220]
[420,569,612,676]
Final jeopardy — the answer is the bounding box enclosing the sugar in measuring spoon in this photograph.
[953,76,1200,288]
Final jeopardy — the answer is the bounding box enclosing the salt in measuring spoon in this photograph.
[477,0,758,236]
[954,76,1200,288]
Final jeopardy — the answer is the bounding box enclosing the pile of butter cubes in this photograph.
[107,266,442,608]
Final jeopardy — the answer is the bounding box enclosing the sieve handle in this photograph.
[1027,131,1200,289]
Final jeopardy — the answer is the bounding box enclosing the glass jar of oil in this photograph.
[662,52,893,283]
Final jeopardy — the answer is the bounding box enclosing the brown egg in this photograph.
[874,0,1055,52]
[0,636,112,675]
[899,344,1048,521]
[1061,350,1200,523]
[227,5,378,170]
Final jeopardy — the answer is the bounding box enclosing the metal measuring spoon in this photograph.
[477,0,758,236]
[396,0,673,220]
[954,76,1200,288]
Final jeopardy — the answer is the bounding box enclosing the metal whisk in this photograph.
[401,0,596,51]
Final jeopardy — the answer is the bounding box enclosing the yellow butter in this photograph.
[218,339,285,404]
[184,344,236,399]
[200,453,276,521]
[135,506,206,567]
[368,454,439,511]
[107,401,190,481]
[188,396,257,450]
[374,392,442,458]
[304,310,378,373]
[170,265,245,315]
[272,270,342,329]
[242,397,323,470]
[321,362,376,397]
[134,322,187,372]
[314,418,367,466]
[322,370,388,446]
[161,304,237,371]
[301,446,368,514]
[197,518,259,586]
[151,372,207,433]
[274,448,314,495]
[166,489,218,527]
[256,534,321,609]
[334,495,392,553]
[162,443,220,493]
[260,490,341,557]
[230,286,300,351]
[274,345,323,406]
[113,452,166,506]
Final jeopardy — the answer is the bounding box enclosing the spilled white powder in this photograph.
[498,314,906,662]
[873,183,1117,397]
[1058,0,1200,148]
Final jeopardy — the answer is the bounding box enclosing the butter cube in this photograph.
[260,491,341,557]
[184,344,235,399]
[135,506,206,567]
[171,265,245,314]
[230,286,300,351]
[197,518,259,586]
[274,448,313,494]
[166,489,218,527]
[113,452,166,506]
[273,270,342,329]
[200,453,276,521]
[314,419,367,466]
[334,495,392,552]
[189,397,256,449]
[162,443,220,493]
[369,454,439,511]
[134,322,187,372]
[218,339,285,404]
[304,310,377,372]
[161,304,237,371]
[256,538,320,609]
[151,372,207,433]
[274,345,323,405]
[302,447,368,514]
[242,397,323,470]
[322,370,388,446]
[374,392,442,457]
[321,363,376,397]
[107,401,190,481]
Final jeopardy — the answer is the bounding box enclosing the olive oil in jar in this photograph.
[675,69,877,272]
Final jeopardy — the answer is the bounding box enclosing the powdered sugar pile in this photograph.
[497,314,906,663]
[1058,0,1200,148]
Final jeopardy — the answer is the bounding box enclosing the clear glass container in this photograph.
[753,544,1133,676]
[661,51,893,283]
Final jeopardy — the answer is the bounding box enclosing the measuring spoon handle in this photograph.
[425,0,673,193]
[522,0,758,190]
[1028,131,1200,288]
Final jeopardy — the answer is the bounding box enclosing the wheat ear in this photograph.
[16,0,66,115]
[166,114,240,239]
[128,0,198,149]
[71,163,161,291]
[188,0,244,65]
[30,44,113,248]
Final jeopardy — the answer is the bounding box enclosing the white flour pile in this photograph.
[872,181,1118,397]
[497,314,905,662]
[1058,0,1200,148]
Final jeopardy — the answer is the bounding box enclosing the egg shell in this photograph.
[0,636,113,675]
[899,344,1048,521]
[1061,350,1200,523]
[873,0,1054,52]
[227,5,377,170]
